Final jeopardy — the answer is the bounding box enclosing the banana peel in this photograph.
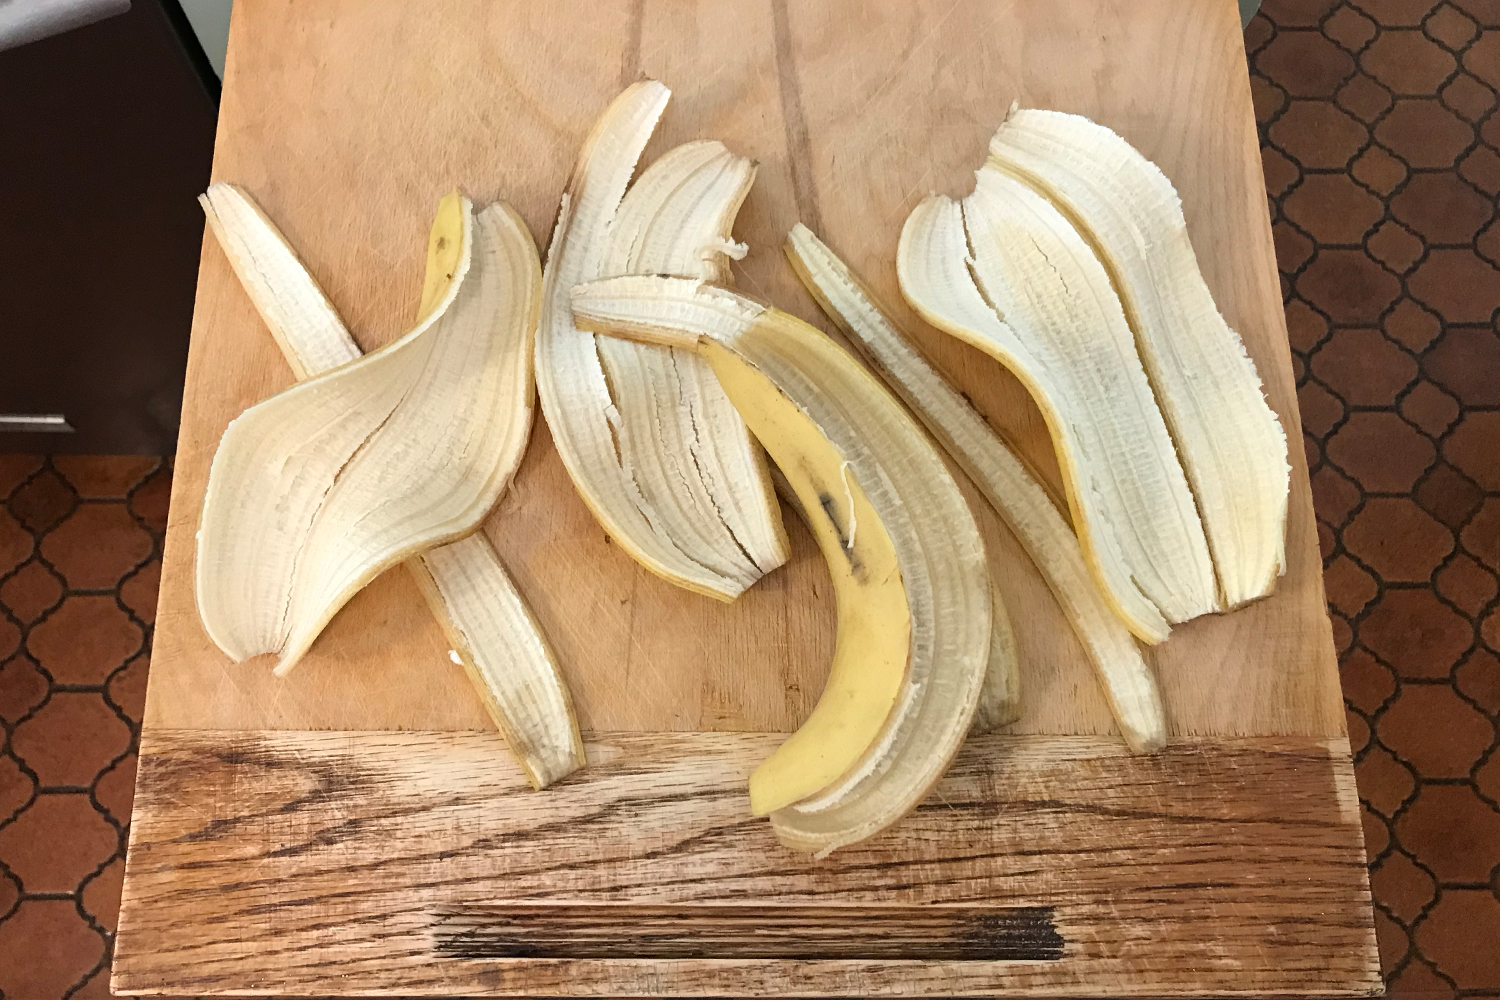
[572,275,992,854]
[199,183,584,788]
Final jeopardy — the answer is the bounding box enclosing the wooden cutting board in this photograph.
[112,0,1380,994]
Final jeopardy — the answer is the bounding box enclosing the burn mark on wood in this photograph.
[432,903,1063,961]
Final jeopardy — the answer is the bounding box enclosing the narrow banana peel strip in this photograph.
[786,223,1164,751]
[572,275,991,854]
[536,82,787,601]
[198,184,584,787]
[988,109,1290,608]
[972,584,1022,733]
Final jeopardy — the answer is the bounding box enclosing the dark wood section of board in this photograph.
[113,730,1379,996]
[433,904,1063,960]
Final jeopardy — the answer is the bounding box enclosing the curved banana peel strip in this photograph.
[786,223,1165,752]
[198,185,583,787]
[901,192,1186,643]
[987,108,1290,608]
[572,275,991,854]
[536,82,787,601]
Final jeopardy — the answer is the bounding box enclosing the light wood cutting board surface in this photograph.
[145,0,1342,740]
[115,0,1377,995]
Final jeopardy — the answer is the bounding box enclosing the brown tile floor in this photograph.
[4,2,1500,996]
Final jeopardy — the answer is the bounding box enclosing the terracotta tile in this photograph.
[26,595,143,686]
[1304,429,1322,471]
[1477,750,1500,802]
[1392,172,1496,243]
[80,854,124,932]
[1261,146,1301,198]
[1245,12,1274,52]
[1389,958,1457,999]
[1368,221,1428,272]
[1484,606,1500,649]
[1463,496,1500,570]
[0,753,35,824]
[1370,850,1438,922]
[0,455,43,499]
[1347,706,1372,754]
[1401,380,1462,435]
[1343,646,1399,713]
[0,793,118,892]
[1252,74,1288,126]
[1429,4,1482,48]
[1298,248,1403,323]
[70,966,114,1000]
[0,654,48,723]
[1292,349,1307,383]
[1284,174,1386,244]
[1352,0,1442,26]
[40,502,154,591]
[1327,412,1437,491]
[1326,4,1381,49]
[1360,588,1474,679]
[1398,784,1500,881]
[1319,518,1337,560]
[94,751,138,825]
[1311,465,1362,525]
[1338,72,1396,122]
[1325,554,1381,615]
[1353,144,1410,193]
[1455,647,1500,711]
[10,692,132,788]
[1270,101,1369,168]
[1445,412,1500,489]
[0,867,15,918]
[1480,218,1500,266]
[6,467,76,536]
[1273,219,1314,270]
[0,615,16,661]
[1332,609,1354,655]
[129,464,172,536]
[1453,0,1500,23]
[1375,901,1414,971]
[1312,328,1420,403]
[0,898,105,1000]
[1258,29,1356,97]
[1376,99,1476,168]
[1380,684,1495,775]
[1418,463,1486,529]
[1410,248,1500,322]
[1284,298,1331,351]
[1363,30,1458,93]
[1384,297,1444,351]
[1442,70,1498,119]
[0,507,32,579]
[0,560,64,623]
[1344,498,1454,581]
[119,558,161,625]
[1460,145,1500,194]
[1299,381,1345,438]
[1464,28,1500,85]
[1363,801,1392,856]
[107,651,150,721]
[1419,890,1500,986]
[1425,328,1500,404]
[1436,553,1500,614]
[1358,742,1420,815]
[1262,0,1342,27]
[51,456,158,500]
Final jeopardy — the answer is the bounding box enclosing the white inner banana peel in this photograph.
[199,183,584,788]
[786,223,1165,752]
[536,81,787,602]
[988,108,1290,608]
[899,175,1221,642]
[572,275,992,854]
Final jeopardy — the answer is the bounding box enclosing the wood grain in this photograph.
[117,0,1374,993]
[114,730,1378,996]
[143,0,1341,740]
